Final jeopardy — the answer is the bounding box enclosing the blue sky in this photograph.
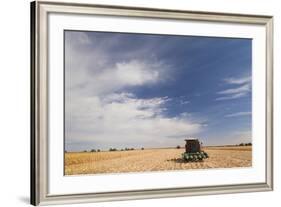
[65,30,252,152]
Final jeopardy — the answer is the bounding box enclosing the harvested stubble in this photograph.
[65,146,252,175]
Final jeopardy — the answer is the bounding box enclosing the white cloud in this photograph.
[215,92,247,101]
[217,83,250,95]
[225,111,251,118]
[115,60,160,85]
[216,75,251,101]
[224,76,251,85]
[66,93,202,150]
[66,59,167,99]
[65,32,203,151]
[65,33,169,97]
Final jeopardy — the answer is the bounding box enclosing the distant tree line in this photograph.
[70,142,251,153]
[80,147,144,152]
[111,147,136,151]
[237,142,252,146]
[91,149,101,152]
[124,148,135,151]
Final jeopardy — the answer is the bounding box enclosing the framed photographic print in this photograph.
[30,0,273,205]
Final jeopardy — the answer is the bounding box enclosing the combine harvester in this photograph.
[182,138,209,162]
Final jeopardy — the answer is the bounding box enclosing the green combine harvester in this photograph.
[182,138,209,162]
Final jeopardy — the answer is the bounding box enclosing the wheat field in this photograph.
[64,146,252,175]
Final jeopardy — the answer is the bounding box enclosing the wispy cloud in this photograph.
[180,100,190,105]
[216,75,251,101]
[224,76,251,85]
[225,111,251,118]
[217,83,250,95]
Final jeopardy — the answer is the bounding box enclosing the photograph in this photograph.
[30,2,273,205]
[64,30,252,175]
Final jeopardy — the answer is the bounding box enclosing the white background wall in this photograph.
[0,0,279,206]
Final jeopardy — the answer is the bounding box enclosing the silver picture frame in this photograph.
[31,0,273,205]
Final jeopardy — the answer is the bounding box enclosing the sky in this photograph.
[64,30,252,152]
